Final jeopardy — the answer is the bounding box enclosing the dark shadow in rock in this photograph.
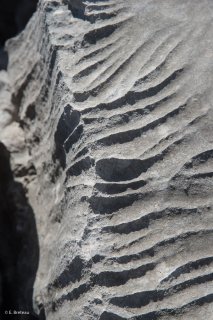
[38,307,46,320]
[0,48,8,70]
[53,105,80,169]
[0,143,39,319]
[0,0,38,47]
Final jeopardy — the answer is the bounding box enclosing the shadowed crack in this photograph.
[0,0,38,46]
[0,142,39,319]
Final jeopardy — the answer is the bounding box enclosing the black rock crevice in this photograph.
[0,142,39,319]
[0,0,38,70]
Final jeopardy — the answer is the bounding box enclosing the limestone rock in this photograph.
[1,0,213,319]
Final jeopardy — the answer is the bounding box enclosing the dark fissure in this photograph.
[0,0,38,46]
[0,143,39,319]
[0,0,38,70]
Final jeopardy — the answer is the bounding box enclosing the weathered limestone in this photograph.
[1,0,213,319]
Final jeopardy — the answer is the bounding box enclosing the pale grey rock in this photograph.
[0,71,12,130]
[1,0,213,319]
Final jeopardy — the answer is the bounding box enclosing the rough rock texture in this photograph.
[1,0,213,319]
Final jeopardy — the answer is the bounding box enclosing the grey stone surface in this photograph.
[1,0,213,319]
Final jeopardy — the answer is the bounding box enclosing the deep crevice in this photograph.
[0,0,38,70]
[0,142,39,319]
[0,0,38,46]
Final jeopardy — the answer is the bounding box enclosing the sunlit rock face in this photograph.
[1,0,213,319]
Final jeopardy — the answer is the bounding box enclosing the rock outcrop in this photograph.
[1,0,213,319]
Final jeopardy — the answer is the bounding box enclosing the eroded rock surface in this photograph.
[1,0,213,319]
